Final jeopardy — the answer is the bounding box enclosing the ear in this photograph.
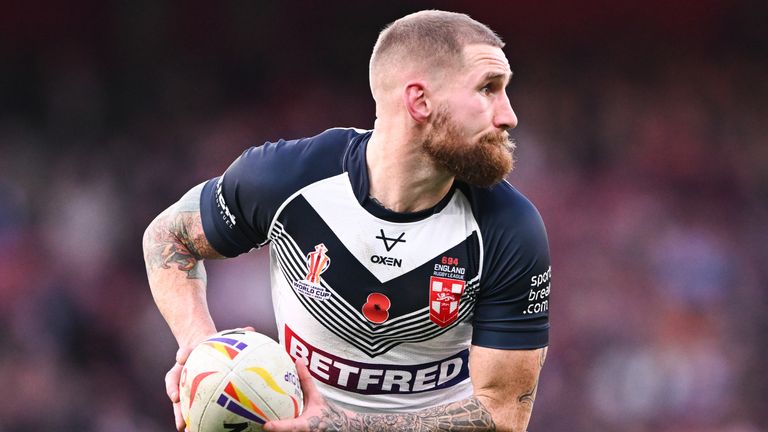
[403,81,432,123]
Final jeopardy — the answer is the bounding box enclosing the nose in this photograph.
[494,93,518,130]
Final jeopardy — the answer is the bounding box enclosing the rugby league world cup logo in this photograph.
[293,244,332,301]
[306,244,330,284]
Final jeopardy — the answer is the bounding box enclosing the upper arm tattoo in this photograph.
[143,184,224,280]
[517,382,538,408]
[305,396,495,431]
[517,347,548,411]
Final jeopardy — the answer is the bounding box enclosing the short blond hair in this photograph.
[370,10,504,95]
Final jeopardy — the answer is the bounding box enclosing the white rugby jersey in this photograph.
[200,128,551,412]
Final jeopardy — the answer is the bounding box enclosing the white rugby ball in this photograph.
[180,329,303,432]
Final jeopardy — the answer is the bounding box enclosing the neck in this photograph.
[366,120,454,213]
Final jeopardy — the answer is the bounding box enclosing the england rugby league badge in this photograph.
[429,256,467,327]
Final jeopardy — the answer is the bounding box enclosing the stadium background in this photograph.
[1,1,766,430]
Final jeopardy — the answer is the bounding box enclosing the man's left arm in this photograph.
[467,345,547,431]
[265,345,547,432]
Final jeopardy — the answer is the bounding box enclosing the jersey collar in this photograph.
[344,131,457,223]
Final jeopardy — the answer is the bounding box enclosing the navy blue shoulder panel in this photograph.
[461,181,551,349]
[200,128,365,257]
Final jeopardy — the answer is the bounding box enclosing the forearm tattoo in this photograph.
[143,185,221,280]
[306,396,496,431]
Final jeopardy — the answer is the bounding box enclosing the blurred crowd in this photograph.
[0,1,766,431]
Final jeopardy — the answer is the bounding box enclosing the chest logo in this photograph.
[292,244,332,301]
[429,276,466,328]
[362,293,391,324]
[376,229,406,252]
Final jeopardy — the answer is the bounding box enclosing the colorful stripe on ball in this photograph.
[204,337,249,360]
[215,381,269,424]
[247,367,300,417]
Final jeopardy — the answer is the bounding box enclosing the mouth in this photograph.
[479,131,511,148]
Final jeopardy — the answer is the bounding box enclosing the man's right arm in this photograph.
[144,182,235,431]
[142,182,223,351]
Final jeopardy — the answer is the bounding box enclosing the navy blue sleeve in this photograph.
[199,128,356,257]
[470,182,551,349]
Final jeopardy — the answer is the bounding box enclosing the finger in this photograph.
[173,400,186,432]
[243,326,255,332]
[263,361,318,432]
[264,417,305,432]
[165,362,183,402]
[294,359,321,405]
[176,346,194,365]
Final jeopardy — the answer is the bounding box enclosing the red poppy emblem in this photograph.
[362,293,391,324]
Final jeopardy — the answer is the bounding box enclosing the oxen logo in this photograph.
[375,229,406,251]
[429,276,466,327]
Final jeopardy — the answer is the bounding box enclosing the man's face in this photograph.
[422,44,518,188]
[422,106,514,187]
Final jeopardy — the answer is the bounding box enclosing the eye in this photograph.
[480,84,492,95]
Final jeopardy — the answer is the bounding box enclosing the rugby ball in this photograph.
[180,329,303,432]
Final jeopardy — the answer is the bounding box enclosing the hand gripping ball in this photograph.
[179,329,303,431]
